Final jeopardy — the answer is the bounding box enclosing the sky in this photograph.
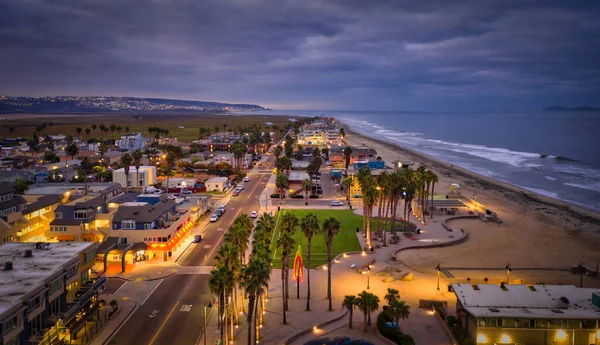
[1,0,599,111]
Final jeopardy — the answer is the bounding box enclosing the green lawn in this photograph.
[270,209,362,268]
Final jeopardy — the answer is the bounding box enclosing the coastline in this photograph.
[341,125,600,248]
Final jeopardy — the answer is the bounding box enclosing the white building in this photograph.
[116,133,145,152]
[297,128,340,146]
[205,177,229,192]
[113,166,157,189]
[212,152,252,168]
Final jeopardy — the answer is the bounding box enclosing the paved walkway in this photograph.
[89,295,137,345]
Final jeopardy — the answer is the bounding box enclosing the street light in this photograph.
[204,300,213,345]
[505,263,511,284]
[436,263,441,291]
[363,265,370,289]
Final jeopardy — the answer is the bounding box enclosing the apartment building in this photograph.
[48,195,109,242]
[0,242,105,345]
[15,194,62,243]
[112,166,157,190]
[116,133,145,152]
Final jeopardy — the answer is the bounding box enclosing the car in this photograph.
[236,185,244,191]
[153,189,164,194]
[217,205,226,214]
[243,176,250,182]
[331,200,344,207]
[210,214,219,222]
[232,190,240,196]
[215,209,223,217]
[180,189,192,195]
[250,211,258,218]
[167,195,177,200]
[193,235,202,243]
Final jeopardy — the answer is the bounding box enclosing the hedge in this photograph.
[291,195,304,199]
[270,194,286,199]
[376,311,415,345]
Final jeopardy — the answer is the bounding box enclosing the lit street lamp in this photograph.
[505,263,512,284]
[436,263,441,291]
[204,300,213,345]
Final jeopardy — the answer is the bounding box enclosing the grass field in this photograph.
[270,209,363,268]
[0,113,299,143]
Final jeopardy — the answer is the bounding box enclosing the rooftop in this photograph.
[113,166,156,173]
[26,183,120,196]
[452,283,600,319]
[0,242,96,315]
[206,177,228,182]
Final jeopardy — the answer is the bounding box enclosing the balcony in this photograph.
[62,274,106,322]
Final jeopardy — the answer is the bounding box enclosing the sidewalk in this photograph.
[89,295,137,345]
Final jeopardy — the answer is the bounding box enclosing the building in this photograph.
[297,128,341,146]
[26,183,121,200]
[451,283,600,345]
[116,133,145,152]
[0,183,27,243]
[112,166,157,190]
[0,242,105,345]
[0,170,34,183]
[211,152,252,167]
[206,132,246,151]
[14,194,62,243]
[48,195,109,242]
[97,194,194,270]
[205,177,229,192]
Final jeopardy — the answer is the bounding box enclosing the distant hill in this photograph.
[543,106,600,112]
[0,96,266,114]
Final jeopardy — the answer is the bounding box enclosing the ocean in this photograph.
[243,110,600,212]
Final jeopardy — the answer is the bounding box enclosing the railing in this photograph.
[62,275,106,322]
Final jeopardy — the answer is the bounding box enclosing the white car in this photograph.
[250,211,258,218]
[180,189,192,195]
[210,214,219,222]
[330,200,344,207]
[243,176,250,182]
[236,185,244,191]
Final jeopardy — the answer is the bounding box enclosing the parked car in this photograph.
[331,200,344,207]
[215,209,223,217]
[181,189,192,195]
[250,211,258,218]
[233,190,240,197]
[168,195,177,200]
[153,189,165,194]
[217,205,226,214]
[210,214,219,222]
[193,235,202,243]
[236,185,244,191]
[243,176,250,182]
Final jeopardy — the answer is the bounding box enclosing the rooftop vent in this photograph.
[24,249,33,258]
[4,262,13,270]
[488,308,500,313]
[560,297,570,304]
[35,242,44,249]
[527,285,536,291]
[551,309,564,314]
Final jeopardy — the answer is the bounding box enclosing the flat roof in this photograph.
[26,183,119,196]
[452,283,600,319]
[206,177,228,182]
[0,242,96,315]
[288,171,310,182]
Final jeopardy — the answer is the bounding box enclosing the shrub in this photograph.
[270,194,280,198]
[376,311,415,345]
[446,315,457,326]
[451,323,475,345]
[309,195,319,199]
[291,195,304,199]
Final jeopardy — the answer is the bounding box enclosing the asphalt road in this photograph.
[109,155,275,345]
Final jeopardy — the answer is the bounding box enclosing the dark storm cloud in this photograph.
[1,0,599,110]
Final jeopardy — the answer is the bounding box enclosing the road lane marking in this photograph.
[142,279,164,306]
[203,244,212,248]
[148,300,180,345]
[217,227,224,231]
[203,207,243,265]
[247,175,265,200]
[113,281,128,295]
[180,305,192,312]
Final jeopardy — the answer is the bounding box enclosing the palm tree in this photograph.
[65,143,79,167]
[109,124,117,139]
[99,142,107,162]
[276,229,294,324]
[132,149,143,191]
[209,265,235,344]
[125,126,130,133]
[76,127,82,136]
[321,147,329,160]
[301,178,312,205]
[120,153,133,192]
[12,177,30,194]
[342,176,354,202]
[294,145,304,161]
[241,256,271,345]
[357,291,380,330]
[230,140,247,172]
[323,216,341,311]
[300,212,320,311]
[363,185,378,248]
[342,295,357,329]
[386,300,410,331]
[384,288,400,305]
[165,152,176,195]
[275,172,288,201]
[274,146,283,159]
[343,146,353,169]
[92,124,97,131]
[279,212,299,310]
[429,170,438,219]
[85,128,91,136]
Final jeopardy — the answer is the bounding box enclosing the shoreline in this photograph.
[341,125,600,235]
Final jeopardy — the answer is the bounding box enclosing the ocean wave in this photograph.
[544,176,558,181]
[445,146,538,168]
[563,182,600,193]
[522,187,559,199]
[554,165,600,179]
[540,154,579,162]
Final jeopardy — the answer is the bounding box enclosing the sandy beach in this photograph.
[343,128,600,287]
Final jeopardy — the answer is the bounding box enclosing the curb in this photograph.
[106,272,176,282]
[99,300,138,345]
[282,308,349,345]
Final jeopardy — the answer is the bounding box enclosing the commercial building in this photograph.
[48,195,109,242]
[26,183,121,200]
[116,132,145,152]
[0,242,105,345]
[329,146,378,168]
[297,128,341,146]
[205,177,229,192]
[205,132,246,151]
[451,283,600,345]
[112,166,157,190]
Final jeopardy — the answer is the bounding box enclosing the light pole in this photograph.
[436,263,441,291]
[505,263,511,284]
[578,262,584,288]
[367,266,371,289]
[264,186,268,213]
[204,300,213,345]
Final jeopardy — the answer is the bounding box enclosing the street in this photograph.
[107,154,275,345]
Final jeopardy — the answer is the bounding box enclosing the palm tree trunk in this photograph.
[281,267,287,324]
[220,291,225,344]
[136,170,139,192]
[306,238,311,311]
[327,242,333,311]
[367,308,372,326]
[349,308,353,329]
[430,182,435,219]
[363,312,367,332]
[247,295,255,345]
[285,255,290,311]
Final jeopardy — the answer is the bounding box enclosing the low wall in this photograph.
[433,306,459,345]
[282,309,349,345]
[442,215,479,231]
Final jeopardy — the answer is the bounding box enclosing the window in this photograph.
[55,212,62,219]
[49,279,60,293]
[122,220,135,230]
[29,296,41,309]
[74,210,88,219]
[45,206,52,211]
[144,223,151,230]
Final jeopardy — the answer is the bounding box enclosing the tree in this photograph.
[279,212,299,311]
[323,216,341,311]
[12,177,30,194]
[43,151,59,164]
[241,256,271,345]
[65,143,79,166]
[384,288,400,305]
[275,156,292,175]
[120,153,133,192]
[294,145,304,161]
[386,300,410,331]
[357,291,379,331]
[322,147,329,159]
[340,128,345,139]
[132,149,143,191]
[85,128,91,136]
[300,212,320,311]
[276,229,294,324]
[109,124,117,138]
[92,124,97,131]
[343,146,353,169]
[209,265,235,344]
[76,127,82,136]
[117,126,122,134]
[312,147,321,158]
[273,146,283,159]
[165,152,176,195]
[301,178,312,205]
[125,126,130,133]
[429,171,438,219]
[275,172,288,200]
[99,142,107,162]
[342,177,354,202]
[342,295,357,329]
[230,140,247,172]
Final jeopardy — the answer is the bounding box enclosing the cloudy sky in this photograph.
[1,0,599,111]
